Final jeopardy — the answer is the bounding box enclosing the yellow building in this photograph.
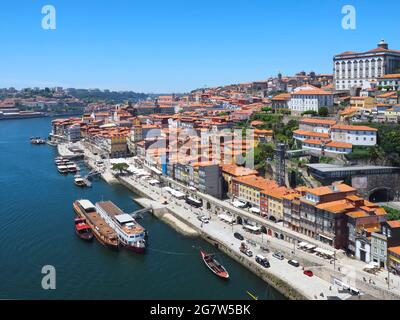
[221,164,257,196]
[349,96,375,109]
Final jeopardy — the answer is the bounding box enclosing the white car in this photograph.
[197,215,209,223]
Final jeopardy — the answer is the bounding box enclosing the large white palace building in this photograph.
[334,40,400,91]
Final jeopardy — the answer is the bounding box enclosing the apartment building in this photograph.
[330,124,377,146]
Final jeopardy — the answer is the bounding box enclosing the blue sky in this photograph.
[0,0,399,93]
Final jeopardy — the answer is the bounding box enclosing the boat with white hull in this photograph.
[96,201,146,253]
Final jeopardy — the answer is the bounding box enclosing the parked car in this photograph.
[255,255,270,268]
[272,252,284,260]
[234,232,244,241]
[197,215,209,223]
[303,270,314,277]
[200,216,209,224]
[240,242,253,257]
[288,260,300,267]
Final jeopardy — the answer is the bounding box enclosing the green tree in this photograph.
[301,110,318,117]
[112,163,129,174]
[383,206,400,221]
[254,142,275,169]
[318,106,329,117]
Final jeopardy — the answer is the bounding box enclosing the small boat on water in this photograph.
[73,200,119,249]
[30,137,46,145]
[74,217,94,241]
[200,250,229,279]
[74,176,86,187]
[57,165,69,174]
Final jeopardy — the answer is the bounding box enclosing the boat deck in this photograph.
[85,211,116,240]
[97,201,145,235]
[74,202,117,243]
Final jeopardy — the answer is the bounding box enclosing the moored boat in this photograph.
[57,165,69,174]
[67,164,78,173]
[74,217,94,241]
[74,176,86,187]
[96,201,146,254]
[73,200,119,249]
[200,250,229,279]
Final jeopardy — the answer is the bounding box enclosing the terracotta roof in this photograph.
[331,124,378,132]
[307,186,334,196]
[271,93,291,101]
[294,129,330,139]
[303,139,323,145]
[379,73,400,79]
[389,246,400,256]
[326,141,353,149]
[387,220,400,229]
[221,164,257,177]
[233,175,279,191]
[317,200,354,213]
[300,118,337,126]
[346,210,370,218]
[293,89,332,96]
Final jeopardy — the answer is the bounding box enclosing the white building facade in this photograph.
[290,85,333,114]
[334,40,400,91]
[330,125,377,146]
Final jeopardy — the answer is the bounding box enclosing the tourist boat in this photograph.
[57,165,69,174]
[74,176,86,187]
[73,200,119,249]
[74,217,94,241]
[96,201,146,254]
[200,250,229,279]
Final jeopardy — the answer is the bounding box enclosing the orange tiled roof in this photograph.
[389,246,400,256]
[294,129,330,139]
[379,73,400,79]
[326,141,353,149]
[233,175,279,191]
[387,220,400,228]
[331,124,378,132]
[221,164,257,177]
[303,139,323,145]
[300,118,337,126]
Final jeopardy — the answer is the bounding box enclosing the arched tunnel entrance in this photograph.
[369,188,394,203]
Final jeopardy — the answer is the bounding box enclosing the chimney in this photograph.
[378,39,389,50]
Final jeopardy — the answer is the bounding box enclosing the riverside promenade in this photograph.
[75,143,400,300]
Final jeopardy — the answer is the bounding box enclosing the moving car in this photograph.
[303,270,314,277]
[255,255,270,268]
[272,252,284,260]
[234,232,244,241]
[288,259,300,267]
